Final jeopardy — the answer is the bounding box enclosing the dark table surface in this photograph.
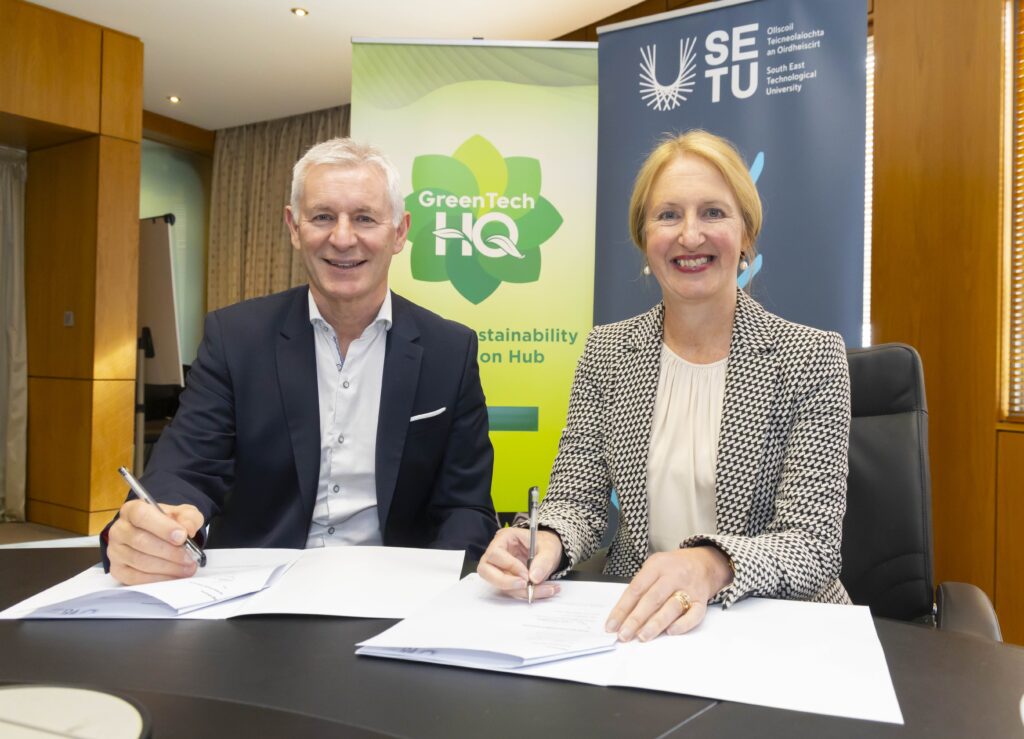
[1,548,1022,739]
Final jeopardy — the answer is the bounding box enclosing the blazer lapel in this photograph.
[614,304,664,568]
[275,287,321,527]
[375,294,422,531]
[715,290,778,534]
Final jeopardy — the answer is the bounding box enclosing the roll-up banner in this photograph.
[351,40,598,515]
[595,0,867,345]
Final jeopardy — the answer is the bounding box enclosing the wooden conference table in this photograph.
[1,548,1022,738]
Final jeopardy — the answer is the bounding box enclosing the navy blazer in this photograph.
[110,286,497,560]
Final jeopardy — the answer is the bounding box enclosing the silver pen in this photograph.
[527,486,539,604]
[117,466,206,567]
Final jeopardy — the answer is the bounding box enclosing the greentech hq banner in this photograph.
[351,40,598,515]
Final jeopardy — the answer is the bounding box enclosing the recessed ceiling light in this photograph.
[167,95,181,104]
[291,7,309,16]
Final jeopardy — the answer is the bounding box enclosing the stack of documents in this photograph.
[0,547,464,620]
[358,574,905,724]
[358,575,618,668]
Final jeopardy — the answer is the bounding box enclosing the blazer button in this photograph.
[328,526,335,535]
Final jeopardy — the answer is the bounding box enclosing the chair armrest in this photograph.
[935,582,1003,642]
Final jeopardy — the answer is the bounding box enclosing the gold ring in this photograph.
[672,590,692,615]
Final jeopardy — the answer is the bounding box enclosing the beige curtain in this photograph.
[0,146,27,521]
[207,105,350,310]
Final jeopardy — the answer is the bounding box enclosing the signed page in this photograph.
[358,579,903,724]
[0,547,464,620]
[357,574,621,668]
[0,549,301,619]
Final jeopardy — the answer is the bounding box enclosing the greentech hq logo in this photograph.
[405,135,563,304]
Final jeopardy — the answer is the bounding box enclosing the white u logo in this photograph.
[639,37,698,111]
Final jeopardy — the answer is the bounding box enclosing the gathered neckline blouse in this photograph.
[646,343,727,554]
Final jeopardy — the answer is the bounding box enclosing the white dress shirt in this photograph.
[646,344,726,554]
[305,290,391,548]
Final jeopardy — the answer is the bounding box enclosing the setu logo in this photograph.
[640,25,761,109]
[406,135,562,304]
[639,37,698,111]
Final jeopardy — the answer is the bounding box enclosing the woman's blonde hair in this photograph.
[628,130,762,256]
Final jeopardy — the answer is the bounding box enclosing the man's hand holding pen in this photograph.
[108,499,205,585]
[108,467,206,586]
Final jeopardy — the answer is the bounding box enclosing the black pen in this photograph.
[527,486,539,604]
[117,466,206,567]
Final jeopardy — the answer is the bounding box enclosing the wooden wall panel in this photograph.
[142,111,215,157]
[94,137,140,380]
[25,135,140,381]
[25,137,99,380]
[27,378,92,511]
[12,1,145,534]
[872,0,1003,594]
[0,0,101,132]
[88,379,135,514]
[595,0,667,30]
[100,29,143,142]
[555,0,867,43]
[996,431,1024,645]
[0,111,92,151]
[558,0,661,40]
[25,501,118,535]
[26,378,131,534]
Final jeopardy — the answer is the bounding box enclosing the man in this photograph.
[104,139,497,584]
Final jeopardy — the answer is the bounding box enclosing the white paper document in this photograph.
[236,546,466,619]
[358,574,619,668]
[0,546,465,620]
[357,574,904,724]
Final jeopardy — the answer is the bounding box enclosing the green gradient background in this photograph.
[352,43,597,513]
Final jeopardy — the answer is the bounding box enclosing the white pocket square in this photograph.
[410,407,446,422]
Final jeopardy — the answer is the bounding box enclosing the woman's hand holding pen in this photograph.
[605,546,733,642]
[477,528,564,600]
[108,500,204,585]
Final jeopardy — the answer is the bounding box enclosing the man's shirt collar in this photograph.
[307,288,393,334]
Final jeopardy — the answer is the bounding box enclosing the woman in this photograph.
[478,130,851,642]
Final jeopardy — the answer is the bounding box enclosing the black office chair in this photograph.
[142,363,191,466]
[842,343,1002,640]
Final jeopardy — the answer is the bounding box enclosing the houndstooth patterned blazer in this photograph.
[539,290,852,608]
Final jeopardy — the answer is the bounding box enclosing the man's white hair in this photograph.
[290,138,404,225]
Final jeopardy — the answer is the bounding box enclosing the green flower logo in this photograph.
[405,135,563,304]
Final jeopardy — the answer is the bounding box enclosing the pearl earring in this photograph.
[642,263,651,276]
[739,253,750,271]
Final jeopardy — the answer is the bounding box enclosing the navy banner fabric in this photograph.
[595,0,867,345]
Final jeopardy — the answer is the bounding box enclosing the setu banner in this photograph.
[595,0,867,345]
[351,40,598,514]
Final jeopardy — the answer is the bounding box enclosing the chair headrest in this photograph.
[847,343,927,417]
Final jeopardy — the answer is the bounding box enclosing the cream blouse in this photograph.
[647,344,727,554]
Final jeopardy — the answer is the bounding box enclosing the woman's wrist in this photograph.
[694,545,735,597]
